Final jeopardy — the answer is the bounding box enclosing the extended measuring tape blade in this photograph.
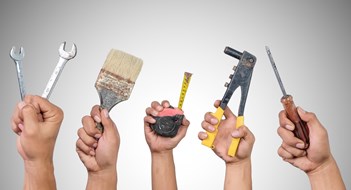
[178,72,192,109]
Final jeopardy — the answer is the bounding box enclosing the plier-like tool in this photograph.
[202,46,256,157]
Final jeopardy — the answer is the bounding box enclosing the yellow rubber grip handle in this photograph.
[228,116,244,157]
[201,107,224,148]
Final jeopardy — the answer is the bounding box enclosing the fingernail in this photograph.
[210,118,218,124]
[285,125,294,131]
[201,133,208,139]
[93,143,98,148]
[298,107,306,114]
[208,126,215,132]
[18,102,26,109]
[231,130,240,137]
[90,150,95,156]
[94,115,101,123]
[296,143,305,149]
[18,123,24,131]
[103,109,109,118]
[94,134,101,139]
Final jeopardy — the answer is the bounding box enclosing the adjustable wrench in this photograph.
[42,42,77,99]
[10,46,26,100]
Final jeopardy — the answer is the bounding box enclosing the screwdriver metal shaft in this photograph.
[265,46,310,148]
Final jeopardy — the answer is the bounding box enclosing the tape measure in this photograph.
[178,72,192,109]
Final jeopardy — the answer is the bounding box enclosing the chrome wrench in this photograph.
[42,42,77,99]
[10,46,26,100]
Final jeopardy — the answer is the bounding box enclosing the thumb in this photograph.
[21,104,40,134]
[297,107,320,128]
[100,109,118,136]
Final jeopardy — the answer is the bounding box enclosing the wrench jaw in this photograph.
[59,42,77,60]
[10,46,25,61]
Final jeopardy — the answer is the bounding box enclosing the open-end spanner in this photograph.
[10,46,26,100]
[42,42,77,99]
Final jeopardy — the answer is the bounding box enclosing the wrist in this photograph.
[224,158,252,190]
[87,168,117,190]
[24,161,56,190]
[307,156,346,190]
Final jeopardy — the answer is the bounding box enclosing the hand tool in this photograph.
[95,49,143,132]
[202,46,256,157]
[10,46,26,100]
[42,42,77,99]
[178,72,192,110]
[265,46,309,148]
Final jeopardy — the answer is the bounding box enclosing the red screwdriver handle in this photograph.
[281,95,310,149]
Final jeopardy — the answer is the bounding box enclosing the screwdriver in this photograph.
[265,46,310,148]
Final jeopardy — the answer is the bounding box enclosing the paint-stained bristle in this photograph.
[103,49,143,82]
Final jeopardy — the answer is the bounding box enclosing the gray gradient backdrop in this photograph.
[1,0,350,189]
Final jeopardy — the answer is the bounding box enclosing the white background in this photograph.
[0,0,350,189]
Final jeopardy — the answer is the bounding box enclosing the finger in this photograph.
[145,107,159,117]
[26,95,63,123]
[81,115,101,138]
[90,105,102,123]
[223,106,236,120]
[77,128,98,148]
[213,100,221,108]
[278,110,295,128]
[176,117,190,138]
[277,126,305,149]
[281,142,306,157]
[21,104,40,135]
[11,101,26,135]
[100,109,119,137]
[151,101,163,112]
[161,100,170,108]
[201,120,215,133]
[198,131,208,140]
[144,115,156,125]
[76,139,95,156]
[277,146,294,160]
[297,107,320,127]
[232,126,255,144]
[204,112,218,125]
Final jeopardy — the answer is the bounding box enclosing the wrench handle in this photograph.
[42,58,67,99]
[228,116,244,157]
[14,60,26,100]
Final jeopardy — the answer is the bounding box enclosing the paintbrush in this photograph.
[95,49,143,132]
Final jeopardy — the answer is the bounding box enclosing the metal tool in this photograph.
[202,46,256,157]
[265,46,309,148]
[10,46,26,100]
[42,42,77,99]
[178,72,192,110]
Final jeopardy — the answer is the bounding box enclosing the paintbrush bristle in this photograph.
[103,49,143,82]
[95,49,143,111]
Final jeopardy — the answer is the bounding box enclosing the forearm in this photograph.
[308,156,346,190]
[224,158,252,190]
[151,150,177,190]
[87,169,117,190]
[24,162,56,190]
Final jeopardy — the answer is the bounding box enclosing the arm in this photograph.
[198,100,255,190]
[11,95,64,190]
[277,107,346,190]
[144,100,190,190]
[76,105,120,190]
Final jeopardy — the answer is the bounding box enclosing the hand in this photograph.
[277,107,331,173]
[143,100,190,153]
[11,95,63,164]
[76,105,120,174]
[198,100,255,164]
[11,95,63,189]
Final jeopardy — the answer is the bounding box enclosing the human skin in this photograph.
[277,107,346,190]
[144,100,190,190]
[76,105,120,190]
[198,100,255,190]
[11,95,64,190]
